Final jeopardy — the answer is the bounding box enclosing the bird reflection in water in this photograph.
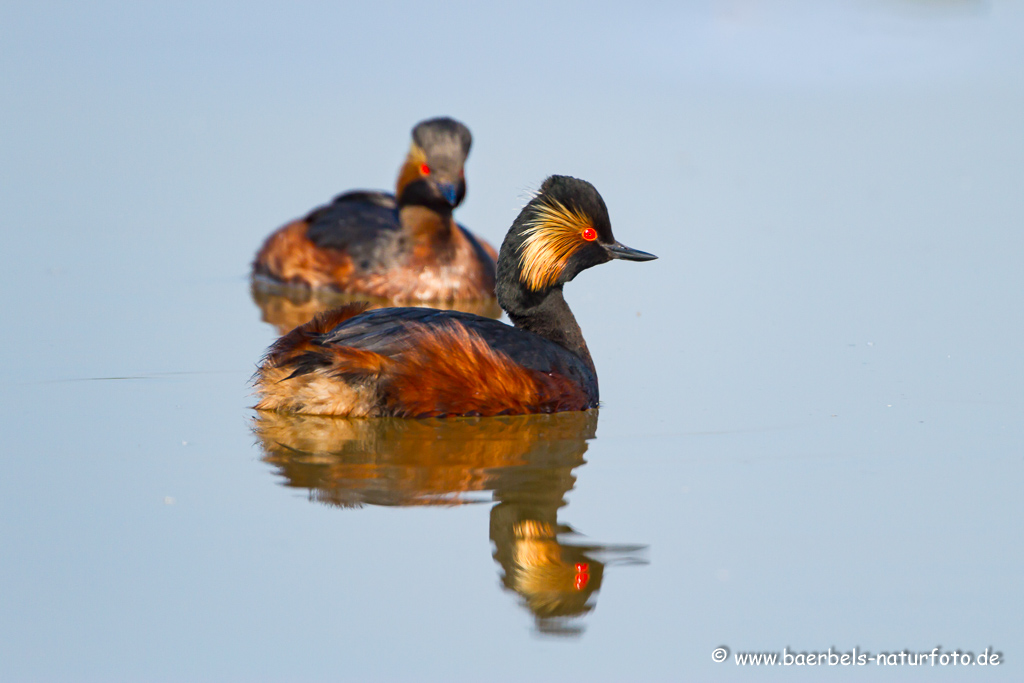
[252,410,646,635]
[250,280,502,335]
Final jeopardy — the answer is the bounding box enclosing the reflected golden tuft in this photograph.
[250,409,646,636]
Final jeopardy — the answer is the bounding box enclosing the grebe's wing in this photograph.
[305,191,400,253]
[260,306,596,417]
[319,308,587,378]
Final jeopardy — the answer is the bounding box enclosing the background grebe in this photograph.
[253,117,497,305]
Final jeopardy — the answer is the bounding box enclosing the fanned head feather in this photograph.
[396,143,430,198]
[497,176,622,311]
[517,198,595,291]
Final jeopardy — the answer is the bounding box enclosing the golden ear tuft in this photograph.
[518,199,594,290]
[396,143,429,197]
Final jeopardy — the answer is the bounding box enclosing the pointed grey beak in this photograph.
[439,182,459,207]
[605,241,657,261]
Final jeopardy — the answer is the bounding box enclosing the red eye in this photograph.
[581,227,597,241]
[420,163,431,175]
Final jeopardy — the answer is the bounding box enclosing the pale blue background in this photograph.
[1,1,1021,681]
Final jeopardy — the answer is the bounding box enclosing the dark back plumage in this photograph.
[321,307,596,389]
[305,191,400,264]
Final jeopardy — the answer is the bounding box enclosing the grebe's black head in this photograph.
[396,117,472,210]
[497,175,656,309]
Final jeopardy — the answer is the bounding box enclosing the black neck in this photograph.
[502,286,595,376]
[397,178,460,215]
[398,197,453,218]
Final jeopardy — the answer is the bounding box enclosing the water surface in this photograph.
[1,2,1021,681]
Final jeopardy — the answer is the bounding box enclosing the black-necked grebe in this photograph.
[252,117,497,303]
[254,175,655,417]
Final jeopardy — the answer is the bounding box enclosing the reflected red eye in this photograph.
[420,163,431,175]
[581,227,597,241]
[574,563,590,590]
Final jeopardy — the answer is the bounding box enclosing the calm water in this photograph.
[2,2,1022,681]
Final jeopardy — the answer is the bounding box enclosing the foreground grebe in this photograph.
[252,117,497,303]
[254,175,656,417]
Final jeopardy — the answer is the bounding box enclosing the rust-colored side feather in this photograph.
[253,208,496,304]
[261,302,371,368]
[480,239,498,263]
[254,303,382,415]
[253,219,357,289]
[381,321,591,418]
[255,311,591,418]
